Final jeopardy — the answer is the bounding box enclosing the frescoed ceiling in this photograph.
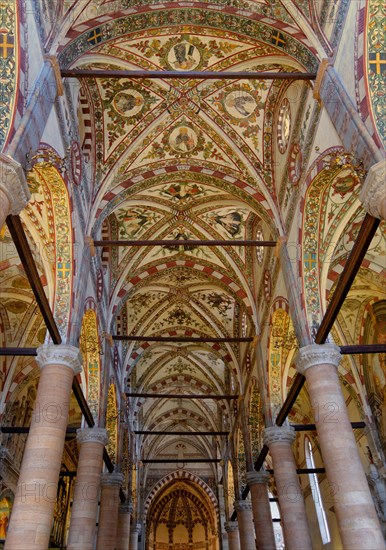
[54,0,322,473]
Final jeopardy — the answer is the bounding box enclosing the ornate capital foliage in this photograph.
[224,521,239,533]
[246,470,270,486]
[0,154,31,215]
[296,343,341,375]
[132,523,142,533]
[101,472,125,487]
[263,425,295,447]
[119,502,134,514]
[359,159,386,220]
[36,344,83,374]
[234,500,252,512]
[76,427,109,446]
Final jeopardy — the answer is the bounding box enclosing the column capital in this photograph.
[101,472,124,487]
[77,426,108,446]
[246,470,270,486]
[119,502,133,514]
[234,500,252,512]
[0,153,30,215]
[359,159,386,220]
[263,425,295,447]
[296,343,341,375]
[132,523,141,534]
[36,344,82,374]
[225,521,239,533]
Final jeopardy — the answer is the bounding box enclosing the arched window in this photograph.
[305,437,331,544]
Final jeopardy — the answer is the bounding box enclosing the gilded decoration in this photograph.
[106,383,118,463]
[80,310,101,421]
[366,0,386,145]
[0,1,17,149]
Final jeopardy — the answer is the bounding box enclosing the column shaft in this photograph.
[130,524,141,550]
[4,345,81,550]
[264,426,312,550]
[67,428,108,550]
[224,522,240,550]
[117,503,133,550]
[96,472,124,550]
[297,344,385,550]
[247,471,276,550]
[234,501,255,550]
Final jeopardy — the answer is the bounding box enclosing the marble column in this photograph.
[129,523,141,550]
[4,344,82,550]
[0,154,30,229]
[234,500,255,550]
[96,472,124,550]
[359,159,386,220]
[117,502,133,550]
[67,427,108,550]
[263,426,312,550]
[297,343,386,550]
[224,521,240,550]
[246,471,276,550]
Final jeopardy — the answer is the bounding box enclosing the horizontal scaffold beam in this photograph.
[291,422,365,432]
[93,239,277,247]
[267,468,326,475]
[62,69,317,80]
[126,393,238,399]
[141,459,221,463]
[113,335,253,343]
[135,431,229,435]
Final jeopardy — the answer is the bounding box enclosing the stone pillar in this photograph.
[359,159,386,220]
[234,501,255,550]
[246,471,276,550]
[117,502,133,550]
[297,344,386,550]
[263,426,312,550]
[130,523,141,550]
[224,521,240,550]
[4,344,82,550]
[0,154,30,229]
[67,427,108,550]
[6,55,64,168]
[313,60,383,170]
[96,472,124,550]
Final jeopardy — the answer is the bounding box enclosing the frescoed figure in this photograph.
[168,42,200,71]
[169,126,197,153]
[113,90,144,116]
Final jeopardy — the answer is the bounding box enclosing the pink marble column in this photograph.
[117,502,133,550]
[359,159,386,220]
[0,153,30,229]
[234,500,255,550]
[297,343,386,550]
[96,472,124,550]
[246,471,276,550]
[224,521,240,550]
[67,427,108,550]
[263,426,312,550]
[4,344,82,550]
[130,523,141,550]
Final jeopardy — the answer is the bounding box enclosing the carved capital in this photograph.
[0,154,30,215]
[119,502,134,514]
[77,427,108,446]
[224,521,239,533]
[234,500,252,512]
[36,344,82,374]
[101,472,124,487]
[359,159,386,220]
[296,343,341,375]
[246,470,270,486]
[313,58,331,103]
[131,523,142,534]
[263,425,295,448]
[44,54,64,97]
